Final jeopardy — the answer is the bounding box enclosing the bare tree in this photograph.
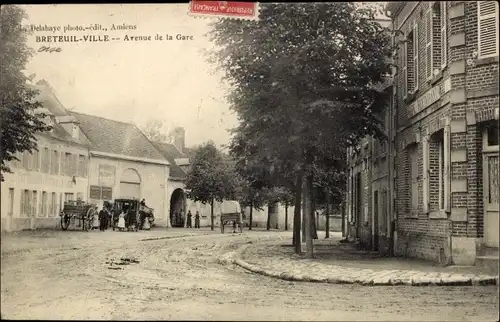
[140,119,172,143]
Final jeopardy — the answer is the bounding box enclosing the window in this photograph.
[8,188,14,216]
[408,144,419,215]
[65,193,74,202]
[22,151,30,169]
[441,1,448,68]
[41,191,48,217]
[42,147,50,173]
[64,152,72,176]
[426,3,446,80]
[428,130,448,211]
[381,189,388,234]
[77,155,87,177]
[437,135,445,209]
[50,192,57,216]
[404,22,419,96]
[52,150,59,175]
[11,152,22,168]
[487,123,499,146]
[478,1,499,58]
[32,191,38,217]
[32,148,39,172]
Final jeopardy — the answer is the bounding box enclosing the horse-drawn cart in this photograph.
[60,200,98,231]
[220,212,243,233]
[219,200,244,233]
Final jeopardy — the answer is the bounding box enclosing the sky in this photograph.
[21,4,239,148]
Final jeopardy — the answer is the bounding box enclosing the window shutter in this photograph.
[443,123,451,212]
[403,30,408,98]
[422,135,429,213]
[425,8,433,80]
[413,21,419,91]
[441,1,448,68]
[478,1,499,58]
[411,148,419,215]
[73,154,78,176]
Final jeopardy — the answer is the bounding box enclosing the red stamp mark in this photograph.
[189,1,259,20]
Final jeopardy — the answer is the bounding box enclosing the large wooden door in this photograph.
[483,126,499,248]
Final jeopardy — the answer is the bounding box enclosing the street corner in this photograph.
[231,239,500,287]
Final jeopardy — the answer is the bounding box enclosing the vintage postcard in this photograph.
[1,2,498,321]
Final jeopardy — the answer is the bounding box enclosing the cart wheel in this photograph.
[85,207,96,232]
[61,213,70,230]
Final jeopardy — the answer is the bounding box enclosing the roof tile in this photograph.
[70,112,167,161]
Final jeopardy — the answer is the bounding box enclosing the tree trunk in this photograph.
[210,198,214,231]
[266,204,271,231]
[293,173,303,253]
[302,183,306,241]
[304,169,314,258]
[284,201,288,231]
[249,202,253,230]
[311,189,318,240]
[325,189,330,239]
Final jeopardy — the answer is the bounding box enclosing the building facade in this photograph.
[1,87,90,231]
[346,101,394,255]
[354,1,500,266]
[69,111,171,227]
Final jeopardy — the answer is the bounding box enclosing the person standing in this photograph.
[194,211,200,229]
[117,209,126,231]
[186,210,192,228]
[98,207,108,231]
[180,209,185,228]
[92,207,100,230]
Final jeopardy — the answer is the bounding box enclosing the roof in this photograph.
[29,85,87,146]
[70,111,167,162]
[385,2,405,17]
[31,84,70,117]
[152,142,187,179]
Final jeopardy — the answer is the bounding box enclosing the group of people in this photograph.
[96,202,113,231]
[95,199,150,232]
[185,210,201,228]
[172,210,201,228]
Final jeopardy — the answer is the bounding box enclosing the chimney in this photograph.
[56,115,80,141]
[172,127,185,153]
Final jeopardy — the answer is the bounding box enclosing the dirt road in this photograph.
[1,229,498,321]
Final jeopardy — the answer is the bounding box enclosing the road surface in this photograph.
[1,229,498,321]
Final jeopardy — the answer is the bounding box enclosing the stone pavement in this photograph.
[223,232,500,286]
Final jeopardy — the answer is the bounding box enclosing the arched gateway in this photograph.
[170,188,186,227]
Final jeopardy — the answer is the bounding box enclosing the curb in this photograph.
[222,245,499,287]
[139,233,212,241]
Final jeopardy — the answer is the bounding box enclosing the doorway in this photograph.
[170,188,186,227]
[483,124,499,248]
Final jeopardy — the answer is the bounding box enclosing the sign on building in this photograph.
[102,186,113,200]
[98,164,116,186]
[89,185,113,200]
[90,185,101,199]
[407,86,441,118]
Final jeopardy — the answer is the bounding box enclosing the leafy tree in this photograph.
[208,3,391,256]
[185,141,235,230]
[0,5,52,181]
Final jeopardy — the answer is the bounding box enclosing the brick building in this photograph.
[346,89,394,255]
[386,1,499,267]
